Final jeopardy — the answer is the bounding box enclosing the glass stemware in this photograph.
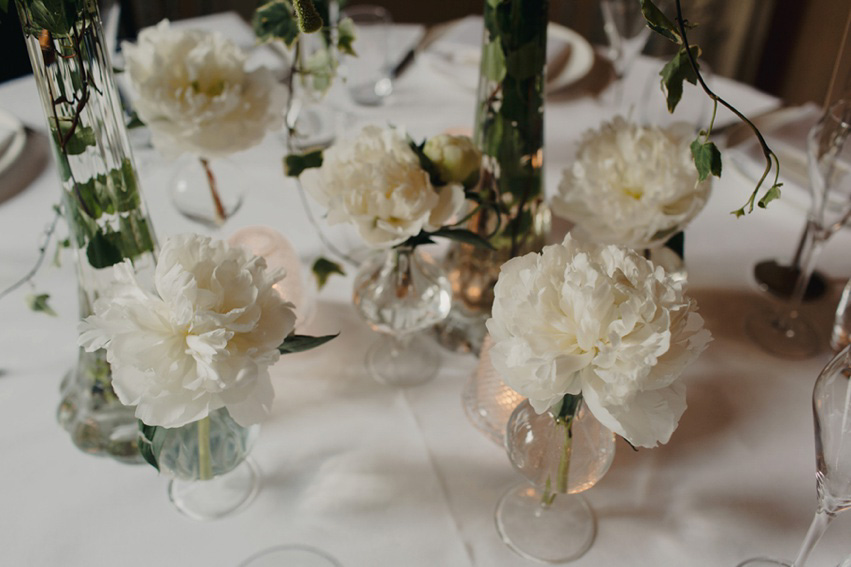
[600,0,654,107]
[239,544,342,567]
[746,99,851,358]
[737,345,851,567]
[496,400,616,563]
[352,246,452,387]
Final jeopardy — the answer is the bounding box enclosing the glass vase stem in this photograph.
[792,510,833,567]
[200,158,228,224]
[779,221,824,329]
[197,416,213,481]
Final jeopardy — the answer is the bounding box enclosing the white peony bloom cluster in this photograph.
[486,235,711,448]
[79,234,297,429]
[301,125,466,247]
[551,117,711,249]
[122,20,288,159]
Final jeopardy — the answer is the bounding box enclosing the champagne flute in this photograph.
[738,345,851,567]
[745,98,851,358]
[600,0,655,107]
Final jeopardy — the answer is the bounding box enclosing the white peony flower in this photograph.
[551,117,711,249]
[486,235,711,448]
[122,20,288,159]
[78,234,297,428]
[301,125,466,247]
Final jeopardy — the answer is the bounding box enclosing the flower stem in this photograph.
[200,158,228,225]
[197,416,213,481]
[540,410,576,507]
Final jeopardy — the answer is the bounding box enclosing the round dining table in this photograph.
[1,12,850,567]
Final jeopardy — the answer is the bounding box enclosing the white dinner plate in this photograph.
[421,16,594,95]
[0,109,26,178]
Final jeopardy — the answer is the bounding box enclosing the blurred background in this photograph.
[1,0,848,106]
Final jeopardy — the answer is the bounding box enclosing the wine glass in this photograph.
[600,0,655,107]
[737,345,851,567]
[745,98,851,358]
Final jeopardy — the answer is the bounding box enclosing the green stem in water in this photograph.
[197,416,212,481]
[541,410,576,507]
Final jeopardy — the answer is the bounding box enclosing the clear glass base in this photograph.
[495,483,596,564]
[432,301,489,355]
[168,457,260,521]
[287,106,337,151]
[745,306,821,359]
[57,363,143,465]
[170,157,244,230]
[735,558,792,567]
[366,333,440,388]
[239,544,342,567]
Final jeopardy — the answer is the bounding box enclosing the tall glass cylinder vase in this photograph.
[436,0,551,354]
[16,0,158,462]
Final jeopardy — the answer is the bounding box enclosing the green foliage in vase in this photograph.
[641,0,782,217]
[474,0,549,256]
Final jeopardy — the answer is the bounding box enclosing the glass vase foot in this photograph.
[495,483,596,564]
[366,333,440,388]
[168,457,260,520]
[239,544,342,567]
[736,558,793,567]
[745,306,821,359]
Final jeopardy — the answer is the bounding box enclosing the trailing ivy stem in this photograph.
[200,158,228,224]
[197,416,213,481]
[673,0,777,212]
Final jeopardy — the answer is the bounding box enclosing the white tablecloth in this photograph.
[1,14,850,567]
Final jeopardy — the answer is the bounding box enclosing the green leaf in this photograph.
[554,393,582,420]
[284,149,324,177]
[481,39,506,83]
[337,17,356,56]
[253,0,300,47]
[758,184,783,209]
[690,138,722,181]
[311,257,345,289]
[660,45,700,113]
[53,237,71,267]
[640,0,681,44]
[26,0,83,37]
[49,118,96,156]
[113,159,142,212]
[731,207,746,218]
[293,0,323,33]
[278,333,339,355]
[505,40,545,81]
[430,227,495,250]
[86,229,124,269]
[0,0,9,13]
[137,421,162,471]
[126,112,145,130]
[26,293,57,316]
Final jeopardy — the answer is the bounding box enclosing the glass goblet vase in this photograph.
[353,245,452,388]
[496,399,616,563]
[150,408,260,521]
[745,99,851,359]
[738,345,851,566]
[169,156,245,230]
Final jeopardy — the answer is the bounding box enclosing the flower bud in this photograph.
[423,134,481,188]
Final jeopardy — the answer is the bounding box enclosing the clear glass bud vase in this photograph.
[496,399,616,563]
[151,408,261,521]
[16,0,158,463]
[352,246,452,387]
[435,0,551,354]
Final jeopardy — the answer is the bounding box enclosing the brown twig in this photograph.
[200,158,229,224]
